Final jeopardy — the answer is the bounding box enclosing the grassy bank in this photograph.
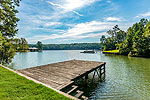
[103,50,119,54]
[0,67,71,100]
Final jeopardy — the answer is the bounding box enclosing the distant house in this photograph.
[29,47,39,52]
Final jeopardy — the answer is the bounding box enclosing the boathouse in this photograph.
[29,47,39,52]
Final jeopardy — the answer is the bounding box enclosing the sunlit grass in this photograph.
[103,50,119,53]
[0,67,71,100]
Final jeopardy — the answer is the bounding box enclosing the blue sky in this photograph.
[16,0,150,44]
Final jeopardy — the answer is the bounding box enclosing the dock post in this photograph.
[99,66,102,81]
[100,63,106,81]
[85,74,88,87]
[104,63,106,73]
[92,71,96,83]
[103,63,106,79]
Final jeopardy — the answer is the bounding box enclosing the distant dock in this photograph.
[80,50,95,53]
[18,60,106,99]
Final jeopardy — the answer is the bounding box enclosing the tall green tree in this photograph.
[119,18,149,56]
[107,25,120,37]
[0,33,15,64]
[0,0,20,64]
[100,35,106,50]
[37,41,43,51]
[0,0,20,37]
[101,25,126,50]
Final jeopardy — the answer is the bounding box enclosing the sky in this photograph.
[16,0,150,44]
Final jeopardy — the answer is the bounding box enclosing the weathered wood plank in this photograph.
[59,81,74,90]
[67,85,78,94]
[82,96,88,100]
[19,70,61,89]
[74,90,84,98]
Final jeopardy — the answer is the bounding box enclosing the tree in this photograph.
[100,35,106,44]
[115,30,127,43]
[100,35,106,50]
[144,21,150,37]
[0,0,20,37]
[119,18,150,57]
[37,41,43,51]
[107,25,120,37]
[20,38,28,51]
[0,0,20,64]
[101,18,150,57]
[102,25,126,50]
[28,43,101,50]
[11,38,29,52]
[0,33,16,64]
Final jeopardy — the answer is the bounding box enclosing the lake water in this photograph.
[10,50,150,100]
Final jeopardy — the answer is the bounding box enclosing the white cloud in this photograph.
[106,0,112,3]
[62,21,113,36]
[32,20,42,24]
[136,12,150,18]
[27,32,107,43]
[44,22,62,27]
[47,1,83,16]
[32,18,62,27]
[39,16,53,20]
[64,0,97,10]
[105,17,122,22]
[47,0,98,16]
[27,21,117,42]
[26,20,131,43]
[141,12,150,17]
[62,32,107,41]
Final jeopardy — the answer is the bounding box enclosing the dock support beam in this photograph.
[84,74,88,87]
[100,63,106,81]
[91,63,106,82]
[99,67,102,81]
[73,62,106,87]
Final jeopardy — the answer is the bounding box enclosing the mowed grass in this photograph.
[103,50,119,53]
[0,67,72,100]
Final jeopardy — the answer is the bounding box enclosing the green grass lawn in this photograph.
[103,50,119,53]
[0,67,72,100]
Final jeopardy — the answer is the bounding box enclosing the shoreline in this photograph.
[102,50,150,58]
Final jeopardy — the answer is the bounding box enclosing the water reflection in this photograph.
[37,52,43,65]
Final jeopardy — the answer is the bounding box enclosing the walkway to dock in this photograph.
[18,60,105,99]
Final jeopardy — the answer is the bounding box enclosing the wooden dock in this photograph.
[18,60,106,99]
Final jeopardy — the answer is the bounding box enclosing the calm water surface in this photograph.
[10,50,150,100]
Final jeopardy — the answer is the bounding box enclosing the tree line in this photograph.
[100,18,150,57]
[0,0,22,64]
[29,43,101,50]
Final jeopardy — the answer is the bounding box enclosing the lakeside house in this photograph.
[28,47,39,52]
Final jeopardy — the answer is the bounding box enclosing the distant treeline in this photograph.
[28,43,101,50]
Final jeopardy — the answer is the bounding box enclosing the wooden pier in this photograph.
[18,60,106,99]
